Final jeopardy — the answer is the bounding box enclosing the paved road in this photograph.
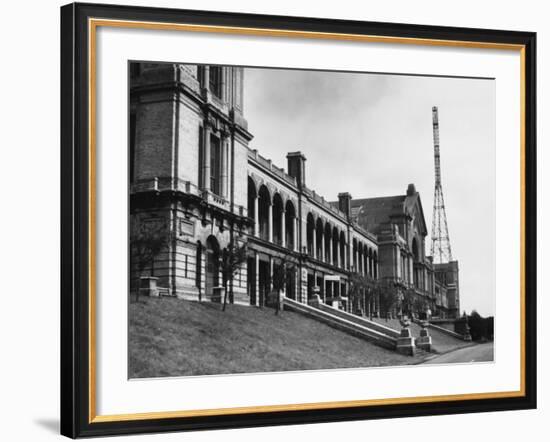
[423,342,494,364]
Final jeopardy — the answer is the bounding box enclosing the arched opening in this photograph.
[339,231,346,269]
[358,242,364,274]
[315,218,324,260]
[332,227,339,265]
[285,200,296,250]
[306,213,315,256]
[324,223,332,263]
[247,177,257,235]
[373,251,378,279]
[205,236,220,300]
[272,193,284,246]
[258,185,271,241]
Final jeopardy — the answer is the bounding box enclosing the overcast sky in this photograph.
[243,67,496,317]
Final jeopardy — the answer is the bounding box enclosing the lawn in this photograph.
[129,298,426,378]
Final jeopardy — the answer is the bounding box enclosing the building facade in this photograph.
[349,184,459,318]
[130,63,458,318]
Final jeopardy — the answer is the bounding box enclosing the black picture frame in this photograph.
[60,2,537,438]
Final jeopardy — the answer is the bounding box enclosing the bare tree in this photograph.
[130,218,169,301]
[220,242,247,311]
[378,279,400,321]
[270,253,296,315]
[347,272,366,315]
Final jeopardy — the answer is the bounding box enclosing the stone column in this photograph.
[321,231,325,262]
[254,252,260,307]
[312,228,317,258]
[343,243,347,269]
[269,256,274,293]
[294,267,302,302]
[220,138,228,197]
[202,125,211,191]
[294,217,298,252]
[281,209,286,248]
[253,195,259,237]
[203,66,210,92]
[268,202,273,243]
[328,237,332,265]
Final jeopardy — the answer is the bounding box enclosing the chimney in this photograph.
[287,151,307,188]
[407,183,417,196]
[338,192,352,219]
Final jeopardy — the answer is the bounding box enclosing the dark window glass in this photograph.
[210,135,221,195]
[209,66,223,99]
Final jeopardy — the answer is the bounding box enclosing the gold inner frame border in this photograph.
[87,17,527,424]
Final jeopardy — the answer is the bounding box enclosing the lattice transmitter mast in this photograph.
[430,106,453,264]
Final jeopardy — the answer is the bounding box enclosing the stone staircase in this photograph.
[312,302,401,339]
[282,298,397,350]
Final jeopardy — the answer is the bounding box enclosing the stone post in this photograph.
[396,316,416,356]
[308,285,322,307]
[139,276,159,297]
[416,320,432,351]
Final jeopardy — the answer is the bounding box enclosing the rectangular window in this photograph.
[210,135,222,195]
[209,66,223,99]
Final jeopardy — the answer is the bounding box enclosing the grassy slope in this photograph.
[129,298,425,378]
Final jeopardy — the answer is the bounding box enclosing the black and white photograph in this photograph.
[128,62,495,378]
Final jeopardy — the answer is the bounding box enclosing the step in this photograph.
[313,303,401,339]
[283,298,397,351]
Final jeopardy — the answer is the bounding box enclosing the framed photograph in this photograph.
[60,2,536,438]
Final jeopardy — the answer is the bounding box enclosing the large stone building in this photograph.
[348,185,460,318]
[130,62,459,318]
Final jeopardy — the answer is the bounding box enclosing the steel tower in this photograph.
[430,106,453,264]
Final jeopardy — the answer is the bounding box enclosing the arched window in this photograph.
[306,213,315,256]
[272,193,284,246]
[285,200,296,250]
[258,185,271,241]
[324,223,332,263]
[332,227,339,265]
[339,231,346,269]
[316,218,324,260]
